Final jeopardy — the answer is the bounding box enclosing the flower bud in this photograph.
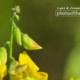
[0,47,7,65]
[13,21,22,46]
[22,33,42,50]
[15,14,20,21]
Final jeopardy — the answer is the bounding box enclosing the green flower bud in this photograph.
[0,47,7,65]
[22,33,42,50]
[13,21,22,46]
[15,14,20,21]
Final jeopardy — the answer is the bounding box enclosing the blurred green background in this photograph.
[0,0,80,80]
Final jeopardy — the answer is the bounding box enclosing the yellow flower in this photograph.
[0,47,7,79]
[9,51,48,80]
[0,64,7,79]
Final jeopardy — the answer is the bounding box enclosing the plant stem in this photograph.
[9,21,14,58]
[7,20,14,80]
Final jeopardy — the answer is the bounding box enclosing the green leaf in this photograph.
[64,45,80,80]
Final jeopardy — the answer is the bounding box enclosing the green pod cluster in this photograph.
[12,21,42,50]
[22,33,42,50]
[0,47,7,65]
[13,21,22,46]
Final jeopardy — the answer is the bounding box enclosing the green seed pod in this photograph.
[22,33,42,50]
[13,21,22,46]
[0,47,7,64]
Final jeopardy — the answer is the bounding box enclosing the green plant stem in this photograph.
[9,21,14,58]
[7,20,14,80]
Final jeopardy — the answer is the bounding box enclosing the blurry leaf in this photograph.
[64,45,80,80]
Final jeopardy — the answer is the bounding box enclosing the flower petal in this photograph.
[27,72,48,80]
[9,61,28,74]
[37,72,48,80]
[0,65,7,78]
[19,51,39,72]
[10,73,23,80]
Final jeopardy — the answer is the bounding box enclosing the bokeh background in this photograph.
[0,0,80,80]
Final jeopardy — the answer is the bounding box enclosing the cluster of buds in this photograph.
[12,6,20,21]
[13,21,42,50]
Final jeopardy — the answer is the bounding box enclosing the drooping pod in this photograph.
[0,47,7,65]
[12,21,22,46]
[22,33,42,50]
